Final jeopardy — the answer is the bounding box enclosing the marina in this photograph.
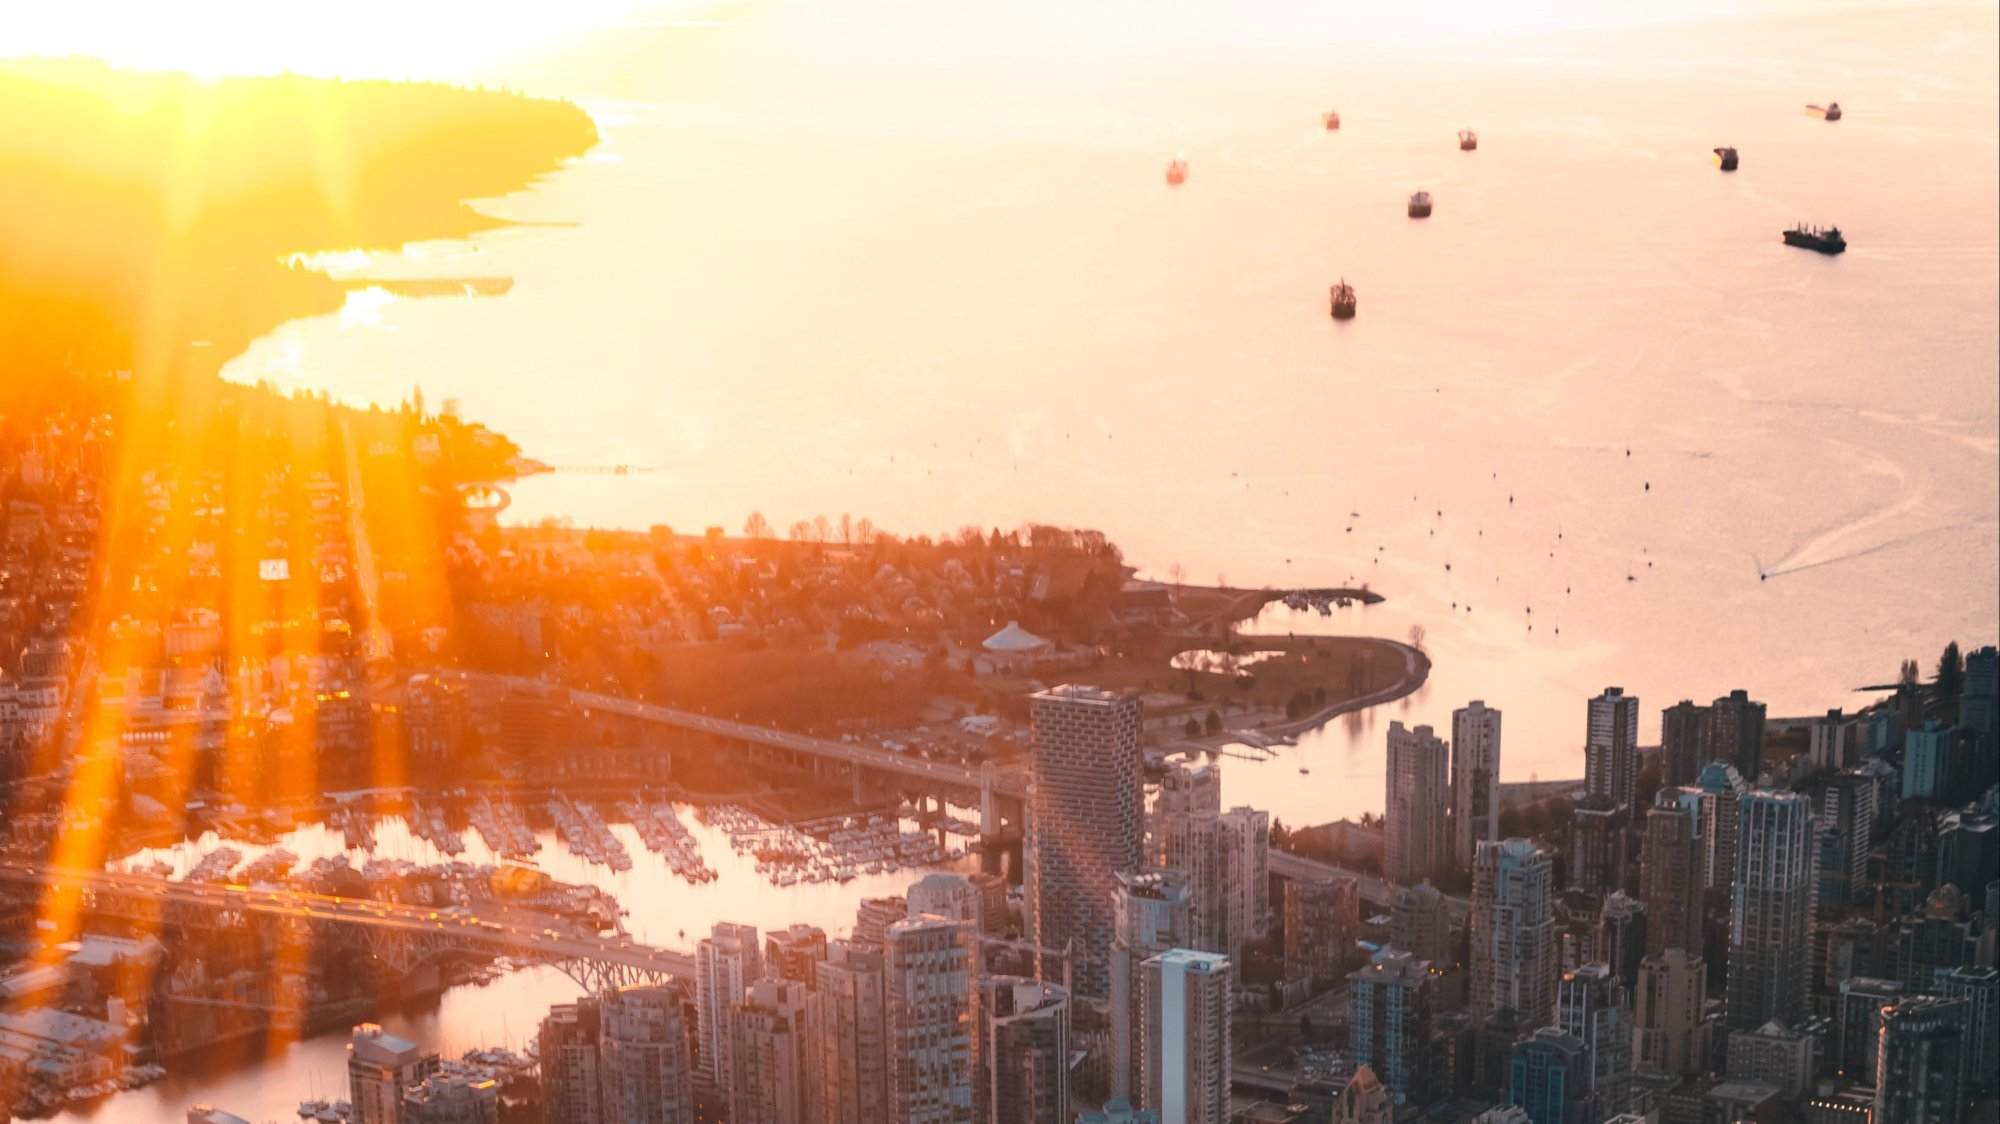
[466,796,537,860]
[545,795,632,871]
[618,798,716,882]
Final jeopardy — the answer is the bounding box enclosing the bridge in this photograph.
[0,860,692,994]
[459,672,1029,839]
[1267,850,1470,923]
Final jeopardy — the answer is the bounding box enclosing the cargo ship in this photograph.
[1782,223,1846,254]
[1458,129,1478,151]
[1165,157,1188,186]
[1714,146,1738,171]
[1408,191,1432,218]
[1322,110,1341,131]
[1329,280,1357,320]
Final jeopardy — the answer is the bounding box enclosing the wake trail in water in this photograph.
[1762,522,1973,580]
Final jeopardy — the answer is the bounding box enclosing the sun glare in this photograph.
[0,1,662,80]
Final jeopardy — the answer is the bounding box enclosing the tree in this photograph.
[813,514,832,543]
[1408,623,1426,653]
[1184,717,1202,737]
[1936,641,1964,719]
[1168,562,1186,592]
[744,511,772,540]
[1204,709,1222,736]
[840,512,853,545]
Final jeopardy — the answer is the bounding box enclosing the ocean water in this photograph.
[226,0,1996,804]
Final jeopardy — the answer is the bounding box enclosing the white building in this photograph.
[695,922,762,1095]
[1141,949,1232,1124]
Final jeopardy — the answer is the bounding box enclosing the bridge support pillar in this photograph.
[978,763,997,837]
[852,766,868,806]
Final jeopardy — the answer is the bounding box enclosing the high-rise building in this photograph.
[1834,977,1904,1089]
[598,985,695,1124]
[1217,805,1269,956]
[1140,949,1231,1124]
[1026,685,1142,998]
[1391,882,1452,966]
[1694,762,1749,895]
[1807,772,1876,913]
[349,1024,435,1124]
[1508,1027,1596,1124]
[809,940,889,1124]
[1937,966,1996,1095]
[1151,757,1222,860]
[979,976,1071,1124]
[1330,1066,1391,1124]
[1641,789,1705,957]
[1875,996,1971,1124]
[1725,1020,1814,1098]
[1707,690,1767,784]
[1386,721,1451,885]
[1112,870,1190,1105]
[1903,721,1953,802]
[884,914,974,1123]
[1350,947,1437,1103]
[903,871,997,1109]
[1596,892,1648,991]
[1568,797,1628,898]
[1937,809,1998,896]
[764,924,829,988]
[1453,700,1504,868]
[1586,688,1640,811]
[1283,871,1358,988]
[539,1000,603,1124]
[855,896,909,945]
[695,922,762,1096]
[731,978,811,1124]
[1557,964,1632,1112]
[398,1067,500,1124]
[1659,701,1709,789]
[1809,708,1863,773]
[1153,760,1225,954]
[1726,791,1814,1033]
[1472,839,1557,1026]
[1963,646,1998,751]
[908,872,989,935]
[1634,949,1705,1078]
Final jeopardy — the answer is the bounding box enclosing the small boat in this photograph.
[1299,767,1311,775]
[1165,158,1188,186]
[1322,110,1341,131]
[1329,279,1357,320]
[1458,129,1478,151]
[1782,223,1846,254]
[1808,101,1843,121]
[1408,190,1433,218]
[1714,146,1738,171]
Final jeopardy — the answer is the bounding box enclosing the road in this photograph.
[0,860,694,977]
